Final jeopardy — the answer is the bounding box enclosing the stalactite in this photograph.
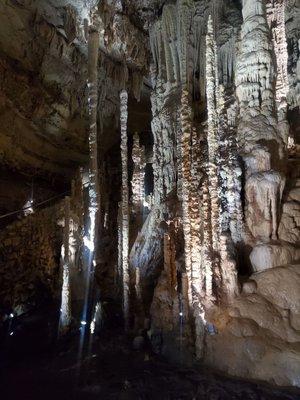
[59,196,71,332]
[266,0,290,145]
[163,6,180,85]
[236,0,281,150]
[177,0,193,85]
[120,89,130,331]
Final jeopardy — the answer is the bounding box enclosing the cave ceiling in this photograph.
[0,0,152,174]
[0,0,152,216]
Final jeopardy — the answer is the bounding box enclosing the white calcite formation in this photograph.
[131,133,146,215]
[250,242,300,271]
[146,0,243,360]
[87,8,101,255]
[1,0,300,391]
[236,0,286,244]
[266,0,290,144]
[120,89,130,331]
[59,196,72,332]
[135,0,300,387]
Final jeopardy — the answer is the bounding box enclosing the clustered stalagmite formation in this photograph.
[145,0,299,374]
[147,0,243,357]
[0,0,299,389]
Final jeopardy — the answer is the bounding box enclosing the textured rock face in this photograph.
[0,205,62,313]
[279,179,300,243]
[245,171,285,240]
[0,1,88,177]
[0,0,150,219]
[205,265,300,387]
[0,172,84,318]
[250,243,300,271]
[142,0,300,389]
[0,0,300,391]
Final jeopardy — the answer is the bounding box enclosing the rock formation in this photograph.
[0,0,299,391]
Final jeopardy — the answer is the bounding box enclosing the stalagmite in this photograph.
[201,177,213,302]
[181,86,206,358]
[216,86,240,298]
[236,0,286,245]
[205,15,223,299]
[206,15,220,256]
[87,10,101,256]
[80,7,102,332]
[131,133,146,216]
[163,225,177,292]
[117,201,122,285]
[180,2,207,354]
[59,196,71,332]
[180,86,193,309]
[120,89,130,331]
[225,97,244,244]
[190,127,204,305]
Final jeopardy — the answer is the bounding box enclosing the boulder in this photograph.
[250,243,300,272]
[252,265,300,314]
[288,187,300,202]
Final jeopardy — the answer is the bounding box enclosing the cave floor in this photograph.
[0,328,299,400]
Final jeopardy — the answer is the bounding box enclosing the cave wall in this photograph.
[0,204,62,315]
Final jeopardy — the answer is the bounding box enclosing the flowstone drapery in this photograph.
[236,0,286,245]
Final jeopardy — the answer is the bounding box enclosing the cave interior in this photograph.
[0,0,300,398]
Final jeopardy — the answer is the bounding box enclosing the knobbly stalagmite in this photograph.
[0,0,299,393]
[120,89,130,331]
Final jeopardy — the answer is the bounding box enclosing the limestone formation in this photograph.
[120,89,130,331]
[0,0,299,392]
[59,196,72,332]
[131,133,146,216]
